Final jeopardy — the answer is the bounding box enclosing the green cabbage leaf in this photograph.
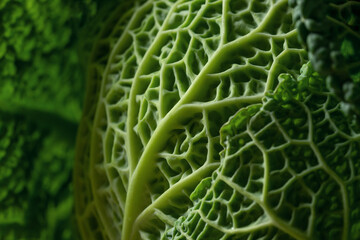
[74,0,314,239]
[164,62,360,240]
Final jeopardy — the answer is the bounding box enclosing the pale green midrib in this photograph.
[220,0,229,46]
[127,0,289,184]
[86,2,154,240]
[186,95,263,110]
[124,0,292,238]
[123,1,187,239]
[245,124,311,240]
[123,106,202,239]
[159,54,166,119]
[167,0,289,111]
[125,96,264,237]
[304,102,350,240]
[176,1,292,126]
[98,0,153,174]
[159,0,211,119]
[125,0,290,199]
[127,0,289,170]
[207,62,266,79]
[133,163,219,228]
[128,0,290,179]
[134,94,263,226]
[126,0,183,177]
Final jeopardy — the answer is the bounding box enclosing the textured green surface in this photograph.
[164,63,360,240]
[0,0,88,122]
[290,0,360,115]
[0,0,106,239]
[0,113,77,240]
[74,0,311,239]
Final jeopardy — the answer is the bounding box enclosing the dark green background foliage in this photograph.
[0,0,107,239]
[290,0,360,115]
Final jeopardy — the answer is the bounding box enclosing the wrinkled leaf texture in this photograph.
[74,0,360,240]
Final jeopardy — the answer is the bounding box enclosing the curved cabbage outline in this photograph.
[74,0,311,239]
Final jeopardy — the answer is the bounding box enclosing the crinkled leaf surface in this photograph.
[290,0,360,115]
[75,0,309,239]
[164,63,360,240]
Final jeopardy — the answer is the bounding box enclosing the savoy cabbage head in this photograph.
[71,0,360,240]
